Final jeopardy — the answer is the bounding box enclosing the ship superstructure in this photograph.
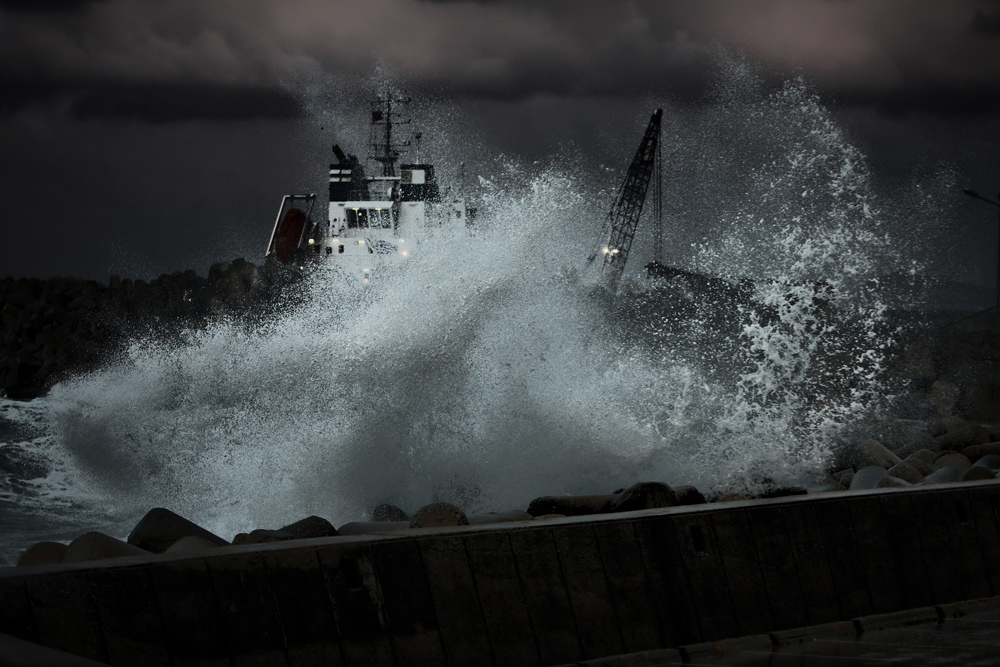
[267,93,472,279]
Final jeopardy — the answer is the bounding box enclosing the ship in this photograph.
[265,92,473,281]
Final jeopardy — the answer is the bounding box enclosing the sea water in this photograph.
[0,74,922,566]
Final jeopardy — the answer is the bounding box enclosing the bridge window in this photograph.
[346,207,395,229]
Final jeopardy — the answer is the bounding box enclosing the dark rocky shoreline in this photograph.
[1,259,302,399]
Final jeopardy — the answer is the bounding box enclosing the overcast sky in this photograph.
[1,0,999,300]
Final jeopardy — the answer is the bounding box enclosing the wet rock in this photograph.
[17,541,68,567]
[973,454,1000,471]
[163,536,224,556]
[64,532,150,562]
[902,455,934,478]
[467,510,533,525]
[233,529,295,545]
[337,521,409,536]
[839,470,855,489]
[893,432,940,459]
[527,494,615,517]
[849,466,889,491]
[674,485,707,506]
[887,461,925,485]
[876,475,912,489]
[962,465,997,482]
[908,449,938,463]
[280,515,338,539]
[371,504,410,522]
[856,440,903,469]
[127,508,229,553]
[933,452,971,472]
[962,443,1000,463]
[410,502,469,528]
[924,465,966,484]
[831,468,853,483]
[607,482,677,513]
[935,425,992,451]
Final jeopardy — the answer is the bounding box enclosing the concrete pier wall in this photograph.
[1,481,998,666]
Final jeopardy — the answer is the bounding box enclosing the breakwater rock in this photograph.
[890,312,1000,423]
[12,412,1000,568]
[0,259,301,399]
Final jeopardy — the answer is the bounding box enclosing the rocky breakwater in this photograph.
[893,312,1000,423]
[11,414,999,569]
[0,259,301,399]
[831,417,1000,491]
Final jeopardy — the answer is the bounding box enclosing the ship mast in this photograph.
[368,88,410,177]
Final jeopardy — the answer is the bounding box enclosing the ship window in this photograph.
[455,210,462,219]
[338,245,344,254]
[346,207,394,229]
[326,246,333,255]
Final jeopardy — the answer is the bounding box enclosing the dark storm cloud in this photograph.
[0,0,105,13]
[0,0,997,120]
[0,79,300,122]
[69,83,300,123]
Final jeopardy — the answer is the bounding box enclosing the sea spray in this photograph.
[6,71,910,552]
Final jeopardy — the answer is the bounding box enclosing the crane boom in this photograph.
[588,109,663,284]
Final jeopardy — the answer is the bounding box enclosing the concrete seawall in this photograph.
[2,480,998,666]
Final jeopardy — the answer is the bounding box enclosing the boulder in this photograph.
[935,425,992,451]
[164,536,225,556]
[841,440,901,470]
[933,452,971,472]
[924,465,966,484]
[371,504,410,522]
[973,454,1000,471]
[280,515,338,539]
[892,432,940,459]
[902,455,934,477]
[962,465,997,482]
[607,482,677,513]
[839,470,855,489]
[527,494,615,517]
[849,466,888,491]
[674,486,707,506]
[887,461,925,485]
[233,529,295,545]
[962,443,1000,463]
[127,508,229,553]
[876,475,912,489]
[410,503,469,528]
[64,532,150,563]
[908,448,937,462]
[17,541,68,567]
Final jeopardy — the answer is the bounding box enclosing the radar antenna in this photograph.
[588,109,663,284]
[368,87,411,177]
